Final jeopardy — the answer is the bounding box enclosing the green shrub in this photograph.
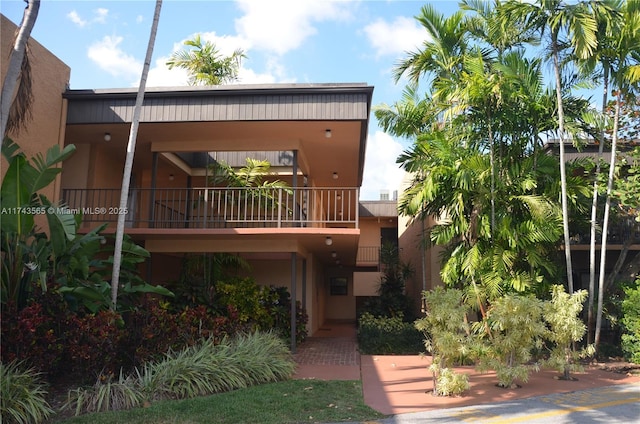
[64,331,296,416]
[542,285,594,379]
[432,367,469,396]
[358,312,423,354]
[64,371,144,417]
[621,278,640,364]
[475,294,546,388]
[0,361,53,424]
[415,287,472,396]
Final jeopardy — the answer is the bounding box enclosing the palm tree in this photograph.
[1,0,40,139]
[595,0,640,348]
[373,86,437,138]
[394,4,469,90]
[573,0,627,343]
[167,35,245,85]
[500,0,607,293]
[111,0,162,309]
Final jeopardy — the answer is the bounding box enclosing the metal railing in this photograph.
[62,187,359,229]
[357,246,380,265]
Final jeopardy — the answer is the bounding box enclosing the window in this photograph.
[330,277,348,296]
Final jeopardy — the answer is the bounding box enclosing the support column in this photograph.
[290,252,297,353]
[149,152,158,227]
[302,258,307,319]
[292,150,298,226]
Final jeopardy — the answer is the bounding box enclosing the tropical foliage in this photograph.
[64,331,295,416]
[166,34,245,85]
[0,361,53,424]
[383,0,639,351]
[621,278,640,363]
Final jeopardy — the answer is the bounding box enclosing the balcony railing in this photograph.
[62,187,359,229]
[357,246,380,266]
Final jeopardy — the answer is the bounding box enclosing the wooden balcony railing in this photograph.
[61,187,359,229]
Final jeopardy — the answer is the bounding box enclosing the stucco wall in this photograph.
[1,14,70,204]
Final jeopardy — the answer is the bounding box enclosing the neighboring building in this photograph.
[1,14,70,203]
[1,14,406,346]
[544,140,640,289]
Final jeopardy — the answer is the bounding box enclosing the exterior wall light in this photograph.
[325,237,333,246]
[325,129,332,138]
[331,251,337,258]
[104,132,111,141]
[332,172,338,179]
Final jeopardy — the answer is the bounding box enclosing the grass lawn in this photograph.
[53,379,386,424]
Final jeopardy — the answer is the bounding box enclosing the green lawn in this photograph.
[53,379,386,424]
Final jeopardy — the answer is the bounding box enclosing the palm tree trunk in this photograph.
[595,90,621,349]
[110,0,162,309]
[587,67,609,344]
[552,33,574,294]
[0,0,40,139]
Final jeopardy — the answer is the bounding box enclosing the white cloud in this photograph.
[136,15,144,24]
[361,131,406,200]
[88,35,142,78]
[234,0,353,55]
[67,10,87,28]
[94,8,109,24]
[363,16,427,58]
[67,8,110,28]
[147,31,296,87]
[146,56,189,87]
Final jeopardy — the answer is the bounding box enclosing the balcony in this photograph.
[62,187,359,229]
[357,246,380,267]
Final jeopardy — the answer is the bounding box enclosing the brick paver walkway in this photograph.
[294,336,360,366]
[293,321,360,366]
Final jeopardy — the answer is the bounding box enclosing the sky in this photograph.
[0,0,463,200]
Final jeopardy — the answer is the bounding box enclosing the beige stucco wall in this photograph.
[1,14,70,205]
[397,172,443,312]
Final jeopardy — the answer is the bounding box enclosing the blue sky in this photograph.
[1,0,463,200]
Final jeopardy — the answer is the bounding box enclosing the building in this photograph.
[1,14,405,349]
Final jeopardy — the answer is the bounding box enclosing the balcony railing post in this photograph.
[277,188,282,228]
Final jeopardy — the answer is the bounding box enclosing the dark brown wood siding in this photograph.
[66,92,371,124]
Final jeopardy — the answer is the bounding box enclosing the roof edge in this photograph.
[64,83,374,99]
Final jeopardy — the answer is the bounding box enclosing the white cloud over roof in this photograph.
[88,35,142,79]
[363,16,427,58]
[234,0,354,56]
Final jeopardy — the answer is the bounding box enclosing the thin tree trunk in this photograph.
[587,67,609,344]
[0,0,40,139]
[110,0,162,309]
[595,90,621,349]
[552,33,574,294]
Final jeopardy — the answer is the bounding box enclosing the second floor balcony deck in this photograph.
[62,187,359,230]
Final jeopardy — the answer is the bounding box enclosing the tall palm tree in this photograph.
[1,0,40,139]
[595,0,640,348]
[394,4,469,91]
[167,35,245,85]
[110,0,162,309]
[573,0,626,343]
[500,0,607,293]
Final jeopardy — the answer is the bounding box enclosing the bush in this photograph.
[215,279,308,344]
[358,312,423,354]
[621,278,640,364]
[415,287,472,396]
[0,300,65,377]
[64,331,295,415]
[64,310,126,378]
[542,285,594,379]
[475,294,546,388]
[1,361,53,424]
